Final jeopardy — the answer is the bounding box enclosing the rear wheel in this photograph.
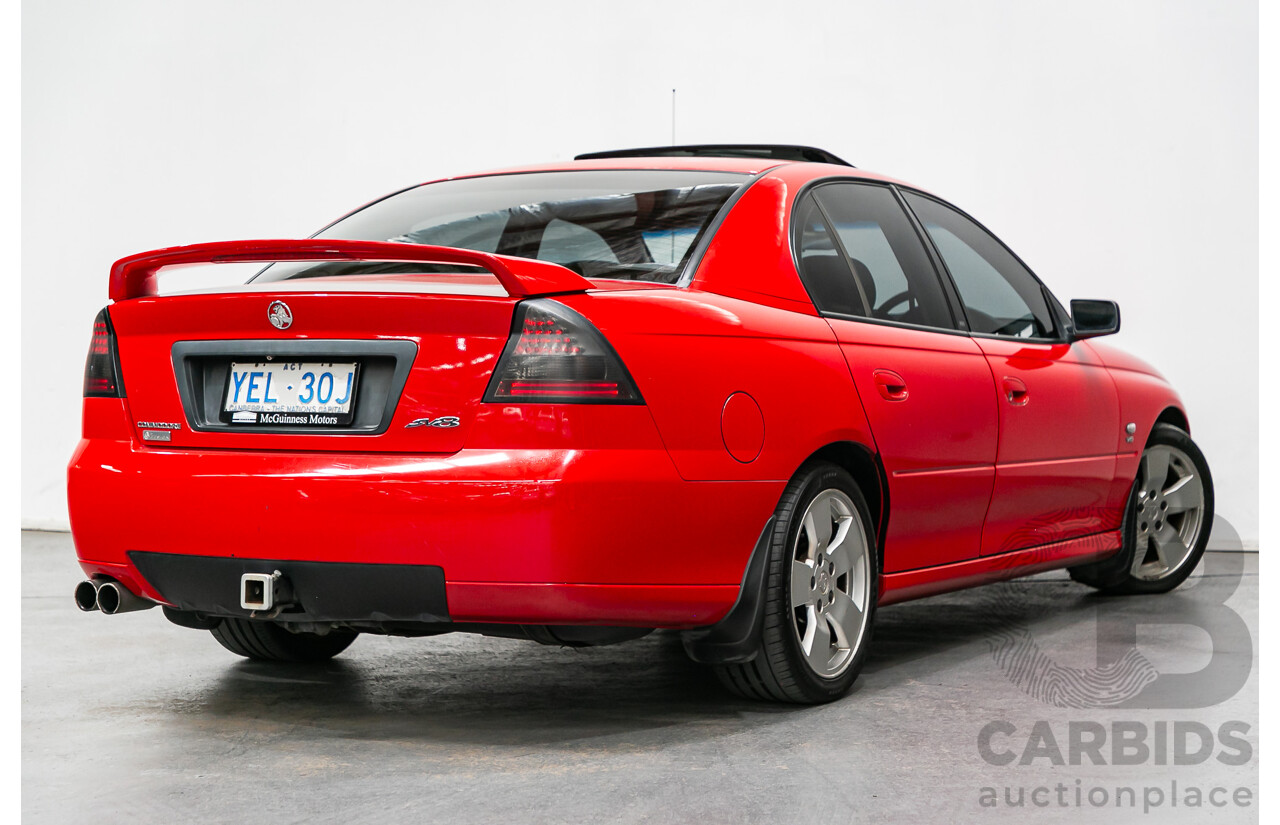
[716,462,878,704]
[211,619,358,662]
[1070,423,1213,594]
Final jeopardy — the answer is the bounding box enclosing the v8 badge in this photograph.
[405,416,460,429]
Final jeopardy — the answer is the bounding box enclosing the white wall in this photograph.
[23,0,1258,545]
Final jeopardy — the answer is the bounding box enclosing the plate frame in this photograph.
[170,339,419,436]
[218,360,362,427]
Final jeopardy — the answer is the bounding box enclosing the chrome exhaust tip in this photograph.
[96,581,156,615]
[74,580,100,612]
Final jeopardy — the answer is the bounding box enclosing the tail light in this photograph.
[83,308,125,397]
[485,299,642,404]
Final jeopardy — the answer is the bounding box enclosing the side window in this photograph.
[903,192,1056,339]
[811,183,955,329]
[793,193,864,317]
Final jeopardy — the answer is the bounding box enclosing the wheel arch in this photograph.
[1155,405,1190,435]
[682,439,887,669]
[801,441,888,567]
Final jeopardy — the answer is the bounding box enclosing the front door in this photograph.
[902,191,1121,555]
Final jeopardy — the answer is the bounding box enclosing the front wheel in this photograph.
[211,619,358,662]
[1070,423,1214,594]
[716,462,878,704]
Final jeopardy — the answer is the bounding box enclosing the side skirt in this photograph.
[878,530,1122,607]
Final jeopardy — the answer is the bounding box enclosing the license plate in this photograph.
[222,361,359,426]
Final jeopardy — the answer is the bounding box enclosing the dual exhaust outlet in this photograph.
[74,579,156,615]
[75,572,289,616]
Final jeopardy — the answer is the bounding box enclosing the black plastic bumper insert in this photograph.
[129,551,449,623]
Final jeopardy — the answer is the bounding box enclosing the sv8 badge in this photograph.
[405,416,460,429]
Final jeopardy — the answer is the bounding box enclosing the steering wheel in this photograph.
[875,290,914,319]
[992,314,1039,337]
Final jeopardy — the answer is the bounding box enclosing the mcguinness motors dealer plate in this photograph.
[222,361,359,425]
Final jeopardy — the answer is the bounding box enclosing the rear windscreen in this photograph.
[253,170,748,285]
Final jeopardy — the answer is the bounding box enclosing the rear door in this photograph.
[901,191,1121,554]
[794,182,999,572]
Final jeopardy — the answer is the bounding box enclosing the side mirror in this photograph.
[1070,299,1120,340]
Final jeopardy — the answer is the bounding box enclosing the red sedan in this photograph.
[68,144,1213,703]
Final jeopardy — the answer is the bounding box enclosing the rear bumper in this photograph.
[68,434,781,628]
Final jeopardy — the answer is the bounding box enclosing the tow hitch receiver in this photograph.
[241,571,292,612]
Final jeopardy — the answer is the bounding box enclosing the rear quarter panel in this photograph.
[559,290,875,484]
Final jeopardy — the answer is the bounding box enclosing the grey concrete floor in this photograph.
[23,531,1257,824]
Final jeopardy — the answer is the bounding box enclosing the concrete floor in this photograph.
[23,531,1257,824]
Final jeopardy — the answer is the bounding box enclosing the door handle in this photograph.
[1002,376,1029,406]
[873,369,909,401]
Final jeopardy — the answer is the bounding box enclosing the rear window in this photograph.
[253,170,747,285]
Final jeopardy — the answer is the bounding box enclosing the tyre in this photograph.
[211,619,358,662]
[716,462,878,704]
[1070,423,1214,594]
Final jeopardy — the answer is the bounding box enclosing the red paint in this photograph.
[691,175,817,313]
[110,291,515,455]
[446,583,738,628]
[975,337,1121,553]
[110,238,591,301]
[562,289,874,483]
[68,155,1193,634]
[831,320,999,572]
[1084,340,1188,513]
[872,369,909,401]
[69,435,778,623]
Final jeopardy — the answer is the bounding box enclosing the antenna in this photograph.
[671,89,676,145]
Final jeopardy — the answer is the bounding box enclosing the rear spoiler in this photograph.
[108,239,593,302]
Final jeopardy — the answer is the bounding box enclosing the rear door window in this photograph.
[795,182,956,330]
[793,193,864,317]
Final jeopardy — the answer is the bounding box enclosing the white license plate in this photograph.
[224,362,358,420]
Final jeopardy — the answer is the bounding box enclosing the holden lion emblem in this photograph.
[267,300,293,330]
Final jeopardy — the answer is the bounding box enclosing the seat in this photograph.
[800,254,862,316]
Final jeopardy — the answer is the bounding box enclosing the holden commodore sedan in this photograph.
[68,144,1213,704]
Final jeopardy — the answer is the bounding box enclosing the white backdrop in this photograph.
[22,0,1258,546]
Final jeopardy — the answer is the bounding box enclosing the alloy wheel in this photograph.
[1130,444,1207,581]
[788,489,872,678]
